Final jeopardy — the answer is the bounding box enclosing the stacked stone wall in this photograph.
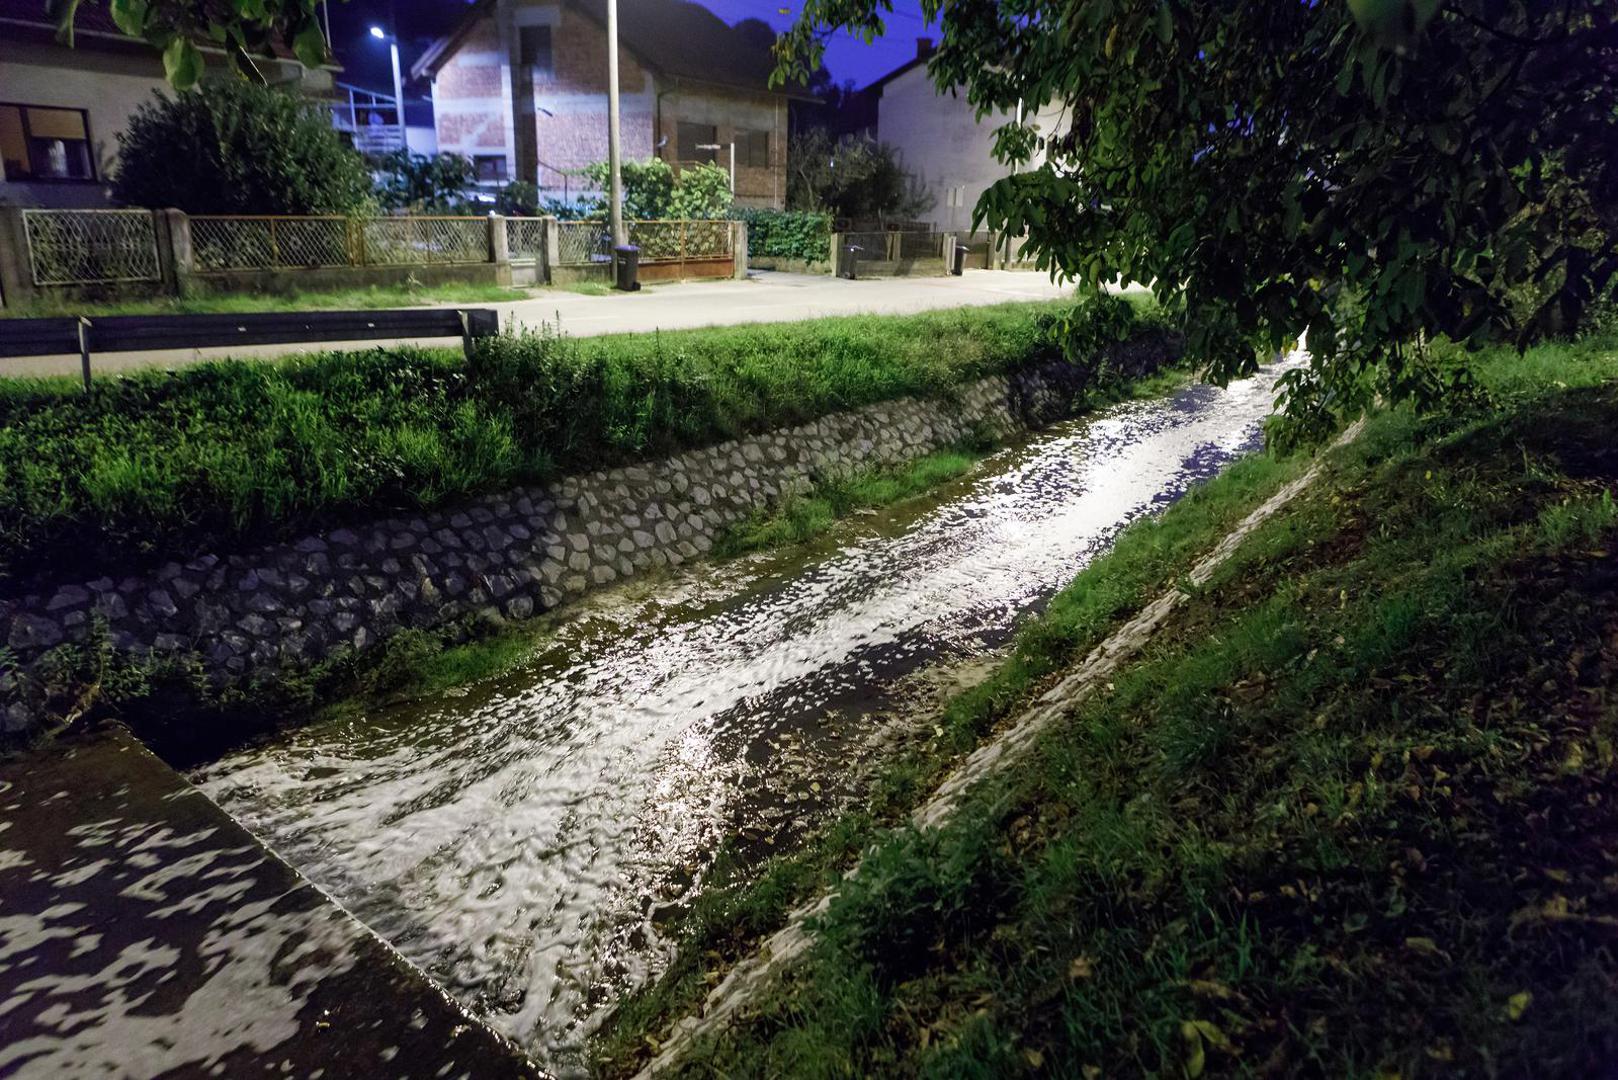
[1,364,1083,734]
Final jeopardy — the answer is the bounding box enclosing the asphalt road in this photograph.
[4,270,1072,379]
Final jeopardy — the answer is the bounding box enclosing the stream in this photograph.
[192,363,1289,1074]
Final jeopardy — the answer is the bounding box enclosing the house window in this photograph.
[474,155,508,183]
[0,103,95,182]
[737,128,769,169]
[677,121,717,164]
[519,25,553,77]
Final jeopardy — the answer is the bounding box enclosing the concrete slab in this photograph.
[0,726,546,1080]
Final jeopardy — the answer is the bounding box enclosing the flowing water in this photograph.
[193,363,1289,1074]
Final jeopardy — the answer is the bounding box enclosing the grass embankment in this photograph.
[1,282,529,318]
[599,333,1618,1078]
[0,302,1074,587]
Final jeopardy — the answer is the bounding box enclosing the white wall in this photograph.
[0,42,168,207]
[875,64,1066,232]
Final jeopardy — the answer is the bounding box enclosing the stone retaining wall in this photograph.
[0,363,1087,735]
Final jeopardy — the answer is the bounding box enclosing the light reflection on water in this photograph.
[193,364,1288,1072]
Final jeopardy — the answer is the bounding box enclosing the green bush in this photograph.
[579,158,734,220]
[737,209,832,262]
[372,151,477,213]
[113,81,373,214]
[0,304,1069,585]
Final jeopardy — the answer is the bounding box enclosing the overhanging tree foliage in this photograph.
[777,1,1618,434]
[49,0,331,88]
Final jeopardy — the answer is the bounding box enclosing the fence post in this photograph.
[161,209,195,296]
[732,219,748,279]
[541,216,559,285]
[0,207,38,308]
[886,230,900,263]
[829,232,843,278]
[488,214,512,286]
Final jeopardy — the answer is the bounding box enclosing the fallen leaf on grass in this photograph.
[1069,955,1094,980]
[1507,990,1533,1021]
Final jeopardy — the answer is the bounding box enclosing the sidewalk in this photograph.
[0,726,544,1079]
[2,270,1071,378]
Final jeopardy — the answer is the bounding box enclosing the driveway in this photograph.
[4,270,1072,379]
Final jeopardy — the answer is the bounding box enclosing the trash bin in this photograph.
[837,241,862,280]
[613,245,641,291]
[949,238,967,276]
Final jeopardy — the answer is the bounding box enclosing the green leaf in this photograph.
[1156,2,1173,44]
[293,23,327,69]
[45,0,81,44]
[109,0,148,37]
[162,36,203,88]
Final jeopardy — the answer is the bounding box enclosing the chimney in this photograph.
[916,37,934,60]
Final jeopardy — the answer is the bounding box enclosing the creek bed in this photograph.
[193,364,1289,1073]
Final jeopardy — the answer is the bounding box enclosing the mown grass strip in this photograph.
[0,301,1084,586]
[614,333,1618,1079]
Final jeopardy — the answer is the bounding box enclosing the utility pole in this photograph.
[389,39,406,152]
[605,0,625,250]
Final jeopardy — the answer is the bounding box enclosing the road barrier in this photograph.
[0,307,501,389]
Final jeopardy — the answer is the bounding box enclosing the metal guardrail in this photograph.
[0,308,502,390]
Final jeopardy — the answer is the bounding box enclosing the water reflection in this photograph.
[194,365,1287,1072]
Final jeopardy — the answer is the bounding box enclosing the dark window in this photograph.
[474,155,508,183]
[737,128,769,169]
[677,121,717,164]
[519,25,553,76]
[0,103,95,182]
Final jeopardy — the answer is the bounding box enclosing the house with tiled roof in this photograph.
[413,0,813,209]
[0,0,336,207]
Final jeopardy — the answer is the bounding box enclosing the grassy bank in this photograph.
[599,332,1618,1078]
[0,301,1095,586]
[0,282,529,319]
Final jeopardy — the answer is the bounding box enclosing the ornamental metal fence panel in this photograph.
[505,217,547,262]
[361,216,488,265]
[190,216,354,272]
[556,221,611,266]
[22,209,161,286]
[896,230,944,259]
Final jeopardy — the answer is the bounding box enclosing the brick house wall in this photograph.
[426,0,789,208]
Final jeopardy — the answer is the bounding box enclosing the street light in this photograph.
[369,25,408,153]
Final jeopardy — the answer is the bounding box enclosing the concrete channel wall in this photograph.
[0,362,1091,737]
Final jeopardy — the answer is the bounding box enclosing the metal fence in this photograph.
[191,216,351,271]
[628,219,733,262]
[505,216,546,262]
[556,221,612,266]
[896,230,944,259]
[189,215,488,273]
[22,209,161,286]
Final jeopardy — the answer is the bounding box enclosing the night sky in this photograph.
[328,0,932,100]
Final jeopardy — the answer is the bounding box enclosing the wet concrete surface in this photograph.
[0,726,545,1079]
[192,364,1291,1074]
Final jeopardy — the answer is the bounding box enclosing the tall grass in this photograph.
[0,303,1071,585]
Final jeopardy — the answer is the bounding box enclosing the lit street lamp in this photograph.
[369,25,408,153]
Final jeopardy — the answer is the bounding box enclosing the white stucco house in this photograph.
[0,0,335,207]
[868,38,1066,235]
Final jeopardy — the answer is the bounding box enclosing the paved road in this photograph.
[5,270,1071,379]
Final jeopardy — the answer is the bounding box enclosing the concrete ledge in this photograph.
[0,725,544,1079]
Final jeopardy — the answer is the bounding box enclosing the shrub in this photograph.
[113,80,373,214]
[737,209,832,262]
[579,158,734,220]
[372,151,478,213]
[786,129,932,221]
